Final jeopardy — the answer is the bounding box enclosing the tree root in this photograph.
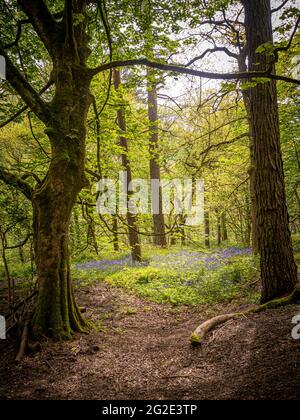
[190,287,300,346]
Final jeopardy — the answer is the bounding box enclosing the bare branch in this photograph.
[90,57,300,85]
[186,47,239,66]
[96,0,113,116]
[198,132,249,157]
[6,234,33,250]
[27,112,51,158]
[276,14,300,53]
[271,0,289,13]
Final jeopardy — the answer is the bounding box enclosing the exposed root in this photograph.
[190,287,300,346]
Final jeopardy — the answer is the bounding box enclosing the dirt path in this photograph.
[1,282,300,400]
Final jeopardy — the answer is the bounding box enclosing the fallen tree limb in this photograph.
[15,319,30,362]
[190,287,300,345]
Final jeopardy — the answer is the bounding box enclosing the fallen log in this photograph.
[190,287,300,345]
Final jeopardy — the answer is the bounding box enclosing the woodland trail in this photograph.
[1,281,300,400]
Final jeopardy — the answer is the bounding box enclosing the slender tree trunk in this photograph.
[245,190,252,247]
[1,234,12,305]
[112,215,119,252]
[217,214,221,246]
[85,205,99,255]
[180,221,186,246]
[238,55,258,254]
[243,0,298,302]
[170,235,176,246]
[221,212,228,241]
[72,207,82,252]
[16,229,26,263]
[147,69,167,247]
[113,69,142,262]
[18,246,25,264]
[204,211,210,248]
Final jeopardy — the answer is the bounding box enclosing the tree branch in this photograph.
[0,168,33,200]
[0,47,50,123]
[0,80,54,129]
[276,14,300,53]
[271,0,289,13]
[6,234,33,250]
[96,0,113,116]
[3,19,30,50]
[17,0,61,58]
[186,47,239,66]
[89,58,300,85]
[194,133,248,164]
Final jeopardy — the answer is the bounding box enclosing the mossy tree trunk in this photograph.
[243,0,298,302]
[27,1,92,338]
[31,72,91,337]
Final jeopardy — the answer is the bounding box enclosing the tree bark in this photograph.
[147,69,167,247]
[32,123,89,338]
[0,233,13,305]
[217,213,221,246]
[113,69,142,262]
[31,3,93,336]
[221,212,228,241]
[238,53,259,254]
[204,211,210,248]
[243,0,298,302]
[112,215,119,252]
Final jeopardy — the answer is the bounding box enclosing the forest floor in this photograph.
[1,280,300,400]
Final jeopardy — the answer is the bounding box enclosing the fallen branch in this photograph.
[190,287,300,345]
[15,319,30,362]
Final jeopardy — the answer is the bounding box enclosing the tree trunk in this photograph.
[243,0,298,302]
[72,207,82,252]
[217,214,221,246]
[112,215,119,252]
[180,223,186,246]
[32,157,87,339]
[147,69,167,247]
[238,52,259,254]
[204,211,210,248]
[113,69,142,262]
[1,233,13,305]
[31,30,92,337]
[221,212,228,241]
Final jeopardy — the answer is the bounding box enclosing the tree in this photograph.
[147,69,167,247]
[242,0,298,302]
[113,69,142,262]
[1,0,299,340]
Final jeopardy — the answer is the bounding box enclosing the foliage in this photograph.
[76,248,260,306]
